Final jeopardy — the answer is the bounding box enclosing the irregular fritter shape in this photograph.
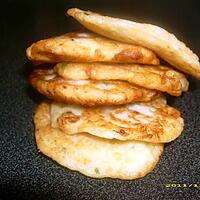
[30,69,160,106]
[67,8,200,79]
[51,98,184,143]
[35,102,164,179]
[26,31,159,65]
[55,62,189,96]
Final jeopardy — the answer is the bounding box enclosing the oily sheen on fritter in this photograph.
[26,31,159,65]
[67,8,200,79]
[50,97,184,143]
[35,102,164,179]
[55,62,189,96]
[30,69,160,106]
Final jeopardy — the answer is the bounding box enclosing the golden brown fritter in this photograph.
[67,8,200,79]
[35,102,163,179]
[26,31,159,65]
[51,97,184,143]
[29,69,161,106]
[55,62,189,96]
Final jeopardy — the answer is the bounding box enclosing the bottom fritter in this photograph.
[34,102,163,179]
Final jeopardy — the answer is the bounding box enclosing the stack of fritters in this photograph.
[27,8,200,180]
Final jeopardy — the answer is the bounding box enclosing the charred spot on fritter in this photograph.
[57,111,80,125]
[115,129,129,136]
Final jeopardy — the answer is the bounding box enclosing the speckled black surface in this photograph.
[0,0,200,199]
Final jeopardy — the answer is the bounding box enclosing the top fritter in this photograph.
[67,8,200,79]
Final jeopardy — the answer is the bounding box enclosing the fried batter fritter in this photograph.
[55,62,189,96]
[35,102,163,179]
[67,8,200,79]
[50,97,184,143]
[30,69,160,106]
[26,31,159,65]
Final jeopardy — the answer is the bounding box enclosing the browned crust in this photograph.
[26,31,160,65]
[55,62,189,96]
[29,69,161,106]
[54,100,184,143]
[34,102,164,180]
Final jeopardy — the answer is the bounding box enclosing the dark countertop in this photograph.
[0,0,200,199]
